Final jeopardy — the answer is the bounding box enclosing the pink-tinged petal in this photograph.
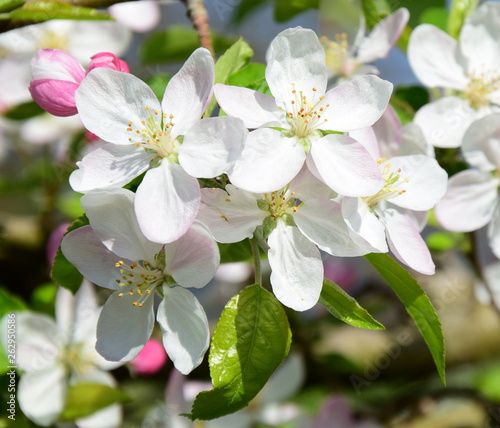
[383,155,448,211]
[296,198,382,256]
[76,68,160,145]
[311,134,384,196]
[69,142,152,193]
[129,338,168,375]
[108,0,161,33]
[356,8,410,63]
[135,162,200,244]
[315,396,356,428]
[341,197,388,253]
[381,208,435,275]
[268,221,323,311]
[82,189,162,262]
[18,365,66,427]
[408,24,468,90]
[488,203,500,259]
[198,185,266,243]
[414,97,480,148]
[320,75,393,132]
[214,83,282,128]
[399,122,434,157]
[161,48,214,136]
[371,104,403,158]
[47,222,69,266]
[229,128,306,193]
[179,116,246,178]
[30,49,85,82]
[29,79,79,116]
[87,52,129,73]
[96,291,155,361]
[266,27,327,108]
[157,285,209,375]
[289,164,337,200]
[435,169,500,232]
[164,222,219,288]
[348,126,380,160]
[61,225,126,290]
[462,114,500,172]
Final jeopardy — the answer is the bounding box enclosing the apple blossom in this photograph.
[214,26,393,196]
[320,8,409,81]
[61,188,219,374]
[0,281,123,427]
[71,47,246,243]
[198,166,378,311]
[435,114,500,259]
[408,2,500,148]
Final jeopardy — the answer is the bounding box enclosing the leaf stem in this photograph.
[250,236,262,286]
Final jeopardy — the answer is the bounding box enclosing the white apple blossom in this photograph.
[320,7,409,81]
[61,188,219,374]
[435,114,500,259]
[214,26,393,196]
[408,1,500,148]
[198,166,378,311]
[71,47,246,244]
[1,281,123,427]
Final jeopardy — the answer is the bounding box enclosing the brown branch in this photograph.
[180,0,213,57]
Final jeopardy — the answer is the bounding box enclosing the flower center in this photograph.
[362,159,408,208]
[258,187,302,217]
[126,106,180,162]
[282,86,330,139]
[320,33,354,77]
[63,342,94,375]
[38,30,69,51]
[114,259,164,307]
[465,71,500,109]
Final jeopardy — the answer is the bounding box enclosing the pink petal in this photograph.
[29,79,80,116]
[87,52,130,73]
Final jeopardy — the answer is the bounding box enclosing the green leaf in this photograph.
[232,0,269,23]
[360,0,391,29]
[205,38,253,117]
[476,364,500,402]
[274,0,319,23]
[365,253,446,385]
[218,240,253,264]
[140,25,236,65]
[189,284,292,420]
[51,214,89,294]
[419,7,449,32]
[146,73,172,100]
[30,282,58,315]
[0,0,23,14]
[227,62,270,94]
[390,86,430,124]
[319,279,385,330]
[447,0,478,39]
[59,383,130,421]
[425,231,458,252]
[3,101,44,120]
[3,0,111,21]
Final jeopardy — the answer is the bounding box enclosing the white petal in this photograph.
[161,48,214,136]
[214,84,283,128]
[348,126,381,160]
[164,222,219,288]
[109,0,161,33]
[157,285,209,375]
[82,189,161,262]
[383,155,448,211]
[76,68,160,145]
[340,197,388,253]
[408,24,468,89]
[229,129,306,193]
[414,97,480,148]
[488,203,500,259]
[266,27,327,108]
[311,134,384,196]
[96,291,155,361]
[435,169,500,232]
[69,143,152,193]
[381,208,435,275]
[289,164,337,200]
[268,221,323,311]
[18,365,67,426]
[198,185,266,243]
[296,198,382,256]
[462,114,500,172]
[370,104,402,158]
[61,225,125,290]
[319,75,393,132]
[135,162,200,244]
[55,285,75,340]
[356,8,410,63]
[260,353,304,403]
[11,312,62,372]
[179,116,246,178]
[399,122,434,157]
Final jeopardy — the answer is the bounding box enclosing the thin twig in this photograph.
[180,0,213,57]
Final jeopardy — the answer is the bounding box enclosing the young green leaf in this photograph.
[5,0,111,21]
[51,214,89,294]
[227,62,270,94]
[319,279,385,330]
[365,253,446,385]
[0,0,24,13]
[59,383,130,421]
[447,0,478,39]
[274,0,319,23]
[189,284,292,420]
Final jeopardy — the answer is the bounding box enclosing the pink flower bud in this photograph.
[87,52,130,74]
[129,338,168,375]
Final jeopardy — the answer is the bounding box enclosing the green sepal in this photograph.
[2,0,111,21]
[262,215,278,238]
